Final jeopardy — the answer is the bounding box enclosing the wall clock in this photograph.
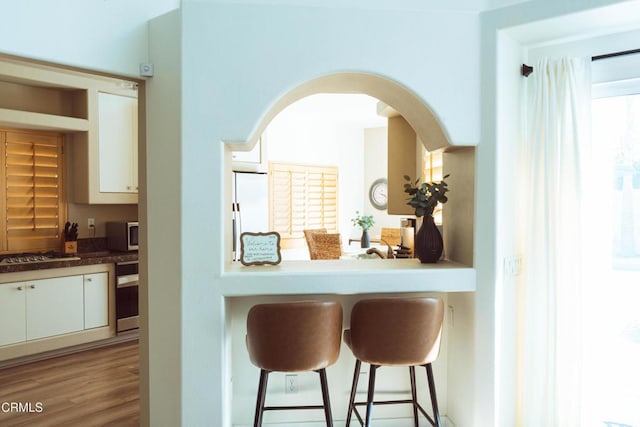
[369,178,388,210]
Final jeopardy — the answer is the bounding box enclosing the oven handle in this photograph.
[117,274,139,288]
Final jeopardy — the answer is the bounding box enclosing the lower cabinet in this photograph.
[26,276,84,341]
[0,282,27,346]
[0,265,114,356]
[84,272,109,329]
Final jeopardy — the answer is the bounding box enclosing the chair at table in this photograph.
[312,233,342,260]
[246,301,343,427]
[303,228,327,260]
[344,297,445,427]
[380,227,402,247]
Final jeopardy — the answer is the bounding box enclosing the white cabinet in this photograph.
[72,86,139,205]
[0,264,115,361]
[83,272,109,329]
[25,276,84,341]
[0,282,26,346]
[97,92,138,194]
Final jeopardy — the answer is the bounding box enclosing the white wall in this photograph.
[0,0,178,77]
[145,10,184,427]
[158,2,482,425]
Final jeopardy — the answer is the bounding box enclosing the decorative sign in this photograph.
[240,232,282,266]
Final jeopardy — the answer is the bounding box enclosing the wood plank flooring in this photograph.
[0,340,139,426]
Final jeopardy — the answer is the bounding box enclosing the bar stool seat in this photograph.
[344,297,445,427]
[246,300,343,427]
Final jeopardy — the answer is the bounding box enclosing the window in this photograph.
[593,89,640,268]
[269,162,338,249]
[1,129,66,253]
[583,58,640,425]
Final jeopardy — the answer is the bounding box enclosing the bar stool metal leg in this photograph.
[365,365,378,427]
[346,360,361,427]
[317,368,334,427]
[254,369,269,427]
[425,363,441,427]
[409,366,419,427]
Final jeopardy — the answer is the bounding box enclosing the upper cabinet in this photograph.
[72,85,139,204]
[0,56,140,205]
[97,92,138,195]
[387,115,422,215]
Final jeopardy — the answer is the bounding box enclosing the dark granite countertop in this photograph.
[0,251,138,274]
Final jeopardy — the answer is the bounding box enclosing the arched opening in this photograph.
[227,72,453,153]
[225,72,474,266]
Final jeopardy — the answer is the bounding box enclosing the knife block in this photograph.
[63,240,77,254]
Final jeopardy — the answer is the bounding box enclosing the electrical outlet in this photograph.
[503,256,522,277]
[88,218,95,229]
[285,374,298,394]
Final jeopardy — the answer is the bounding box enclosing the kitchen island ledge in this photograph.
[221,258,475,296]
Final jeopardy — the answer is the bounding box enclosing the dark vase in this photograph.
[415,215,443,263]
[361,229,371,248]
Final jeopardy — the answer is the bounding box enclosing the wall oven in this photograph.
[115,260,139,334]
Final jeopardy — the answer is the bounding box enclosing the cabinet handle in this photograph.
[16,286,23,291]
[86,277,93,282]
[29,284,35,289]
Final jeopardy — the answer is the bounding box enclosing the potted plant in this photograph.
[351,211,375,248]
[403,174,449,263]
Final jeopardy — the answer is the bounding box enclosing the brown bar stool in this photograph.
[246,300,343,427]
[344,297,445,427]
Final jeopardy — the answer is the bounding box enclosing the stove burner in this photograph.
[0,252,80,265]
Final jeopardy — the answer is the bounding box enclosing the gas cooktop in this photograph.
[0,252,81,265]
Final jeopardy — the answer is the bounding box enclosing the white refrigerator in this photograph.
[232,171,269,261]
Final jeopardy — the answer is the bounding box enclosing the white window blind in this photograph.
[1,129,65,252]
[269,162,338,248]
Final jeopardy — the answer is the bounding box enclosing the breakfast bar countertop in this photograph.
[222,258,476,296]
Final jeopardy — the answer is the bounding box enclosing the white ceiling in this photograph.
[506,1,640,46]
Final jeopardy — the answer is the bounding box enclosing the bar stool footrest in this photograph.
[263,404,327,411]
[351,399,436,426]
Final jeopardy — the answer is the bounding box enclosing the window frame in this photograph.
[1,128,67,254]
[268,161,339,249]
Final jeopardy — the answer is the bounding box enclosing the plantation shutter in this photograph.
[2,130,65,252]
[269,162,338,249]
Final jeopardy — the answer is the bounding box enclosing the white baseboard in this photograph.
[235,416,455,427]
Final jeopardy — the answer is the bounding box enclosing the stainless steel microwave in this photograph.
[106,221,139,251]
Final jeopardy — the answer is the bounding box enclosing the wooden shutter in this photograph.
[2,129,65,252]
[269,162,338,249]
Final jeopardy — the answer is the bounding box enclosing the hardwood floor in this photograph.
[0,341,139,426]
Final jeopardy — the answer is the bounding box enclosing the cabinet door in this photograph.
[26,276,84,341]
[84,272,109,329]
[0,282,26,346]
[98,92,138,194]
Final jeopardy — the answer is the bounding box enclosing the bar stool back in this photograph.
[246,300,343,426]
[344,297,445,427]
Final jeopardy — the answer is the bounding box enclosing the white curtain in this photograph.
[521,57,592,426]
